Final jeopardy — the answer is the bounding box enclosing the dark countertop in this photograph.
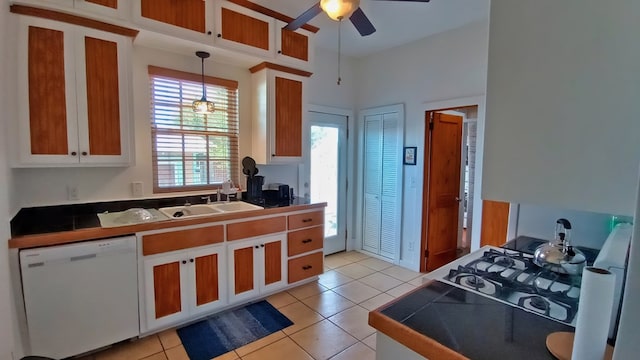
[370,281,573,360]
[10,192,307,237]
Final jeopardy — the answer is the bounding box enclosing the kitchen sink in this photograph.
[159,201,263,219]
[159,204,223,219]
[209,201,263,213]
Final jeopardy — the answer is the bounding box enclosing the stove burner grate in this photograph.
[442,248,580,324]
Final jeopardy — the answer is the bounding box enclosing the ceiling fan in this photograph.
[284,0,431,36]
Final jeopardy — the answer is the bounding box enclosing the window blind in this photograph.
[148,66,239,192]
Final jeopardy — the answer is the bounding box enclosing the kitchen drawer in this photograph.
[142,225,224,255]
[227,216,286,241]
[288,251,323,283]
[288,226,323,256]
[288,211,323,230]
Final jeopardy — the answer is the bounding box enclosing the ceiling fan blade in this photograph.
[283,2,322,31]
[349,7,376,36]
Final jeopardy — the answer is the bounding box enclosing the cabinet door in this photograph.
[273,75,303,159]
[143,252,189,331]
[133,0,213,43]
[214,1,274,58]
[75,28,131,165]
[261,234,287,294]
[18,18,80,165]
[190,245,227,316]
[227,239,260,304]
[275,20,314,70]
[75,0,127,19]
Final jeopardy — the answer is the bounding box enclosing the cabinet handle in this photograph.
[217,33,222,38]
[271,154,275,157]
[71,151,77,156]
[182,260,187,264]
[255,246,259,249]
[277,50,282,54]
[260,244,265,248]
[302,265,312,270]
[302,239,312,244]
[190,259,194,263]
[81,151,87,156]
[207,31,212,35]
[302,218,313,223]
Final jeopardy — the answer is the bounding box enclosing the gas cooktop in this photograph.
[427,245,581,326]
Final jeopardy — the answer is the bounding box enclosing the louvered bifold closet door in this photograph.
[362,116,383,253]
[380,113,401,259]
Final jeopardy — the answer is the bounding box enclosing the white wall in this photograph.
[514,203,616,249]
[483,0,640,216]
[0,0,18,358]
[354,20,489,268]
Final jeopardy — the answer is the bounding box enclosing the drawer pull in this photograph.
[302,265,313,270]
[302,218,313,223]
[302,239,313,244]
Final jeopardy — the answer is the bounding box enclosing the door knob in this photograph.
[455,197,462,202]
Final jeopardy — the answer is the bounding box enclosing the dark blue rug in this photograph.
[176,300,293,360]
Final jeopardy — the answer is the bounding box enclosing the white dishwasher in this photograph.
[20,236,139,359]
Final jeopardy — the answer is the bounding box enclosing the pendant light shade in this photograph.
[320,0,360,21]
[192,51,215,114]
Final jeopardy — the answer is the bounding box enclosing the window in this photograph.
[148,66,239,192]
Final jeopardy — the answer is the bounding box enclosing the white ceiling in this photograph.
[251,0,490,58]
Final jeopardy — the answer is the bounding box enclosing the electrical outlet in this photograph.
[67,185,79,201]
[132,181,143,197]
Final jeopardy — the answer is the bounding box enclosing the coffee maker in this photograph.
[246,175,264,200]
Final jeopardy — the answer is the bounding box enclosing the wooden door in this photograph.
[480,200,510,247]
[274,76,303,157]
[422,112,463,271]
[141,0,206,33]
[191,245,227,315]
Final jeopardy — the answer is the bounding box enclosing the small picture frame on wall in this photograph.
[403,147,417,165]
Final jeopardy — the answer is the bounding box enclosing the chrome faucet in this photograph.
[201,195,212,204]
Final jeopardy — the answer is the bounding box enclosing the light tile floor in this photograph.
[80,251,425,360]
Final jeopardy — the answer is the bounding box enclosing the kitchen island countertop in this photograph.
[369,280,573,360]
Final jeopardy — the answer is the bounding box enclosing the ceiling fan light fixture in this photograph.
[192,51,215,114]
[320,0,360,21]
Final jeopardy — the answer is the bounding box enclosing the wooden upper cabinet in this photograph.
[214,1,274,58]
[274,76,303,157]
[84,0,117,9]
[27,26,70,156]
[275,20,314,70]
[17,17,132,167]
[84,36,121,156]
[140,0,206,33]
[250,65,310,165]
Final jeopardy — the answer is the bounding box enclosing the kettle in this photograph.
[533,218,586,275]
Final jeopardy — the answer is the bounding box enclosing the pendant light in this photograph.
[320,0,360,21]
[192,51,215,114]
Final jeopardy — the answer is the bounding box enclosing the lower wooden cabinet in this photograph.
[288,251,323,284]
[142,243,226,331]
[227,234,287,304]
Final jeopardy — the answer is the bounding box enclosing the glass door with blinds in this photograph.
[148,66,239,193]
